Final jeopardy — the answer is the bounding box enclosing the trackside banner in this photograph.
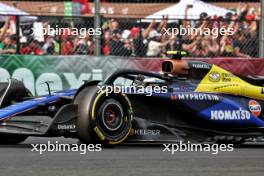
[0,55,161,95]
[0,55,263,95]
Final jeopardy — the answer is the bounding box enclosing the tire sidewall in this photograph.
[75,85,132,145]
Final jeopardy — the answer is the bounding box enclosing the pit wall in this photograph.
[0,55,263,95]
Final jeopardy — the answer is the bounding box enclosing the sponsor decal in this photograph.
[221,73,234,82]
[208,72,235,82]
[173,86,196,92]
[191,63,211,69]
[57,124,76,130]
[177,93,219,101]
[209,72,221,82]
[248,100,261,117]
[211,108,251,120]
[171,94,177,100]
[134,129,160,136]
[214,84,239,90]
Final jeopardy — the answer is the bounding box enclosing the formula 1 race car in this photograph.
[1,51,264,145]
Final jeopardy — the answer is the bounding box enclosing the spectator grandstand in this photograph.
[0,0,261,57]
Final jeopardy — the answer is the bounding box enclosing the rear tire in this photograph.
[74,85,133,146]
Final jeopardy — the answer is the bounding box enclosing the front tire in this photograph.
[74,85,133,145]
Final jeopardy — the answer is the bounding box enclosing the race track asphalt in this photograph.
[0,137,263,176]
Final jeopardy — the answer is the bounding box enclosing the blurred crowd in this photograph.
[0,4,260,57]
[0,17,17,54]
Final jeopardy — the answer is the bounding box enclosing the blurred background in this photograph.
[0,0,262,58]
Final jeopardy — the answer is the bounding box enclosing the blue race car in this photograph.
[0,51,264,145]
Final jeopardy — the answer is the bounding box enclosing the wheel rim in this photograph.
[101,102,124,131]
[88,89,133,144]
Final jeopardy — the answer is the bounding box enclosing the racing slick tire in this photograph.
[74,85,133,146]
[0,134,28,144]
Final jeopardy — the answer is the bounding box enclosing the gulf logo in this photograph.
[248,100,261,117]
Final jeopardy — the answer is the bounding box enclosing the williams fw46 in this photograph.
[1,51,264,145]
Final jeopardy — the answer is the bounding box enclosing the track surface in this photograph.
[0,137,263,176]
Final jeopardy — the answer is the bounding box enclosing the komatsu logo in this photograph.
[211,108,251,120]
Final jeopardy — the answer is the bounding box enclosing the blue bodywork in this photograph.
[0,89,77,121]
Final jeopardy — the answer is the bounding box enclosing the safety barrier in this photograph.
[0,55,263,95]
